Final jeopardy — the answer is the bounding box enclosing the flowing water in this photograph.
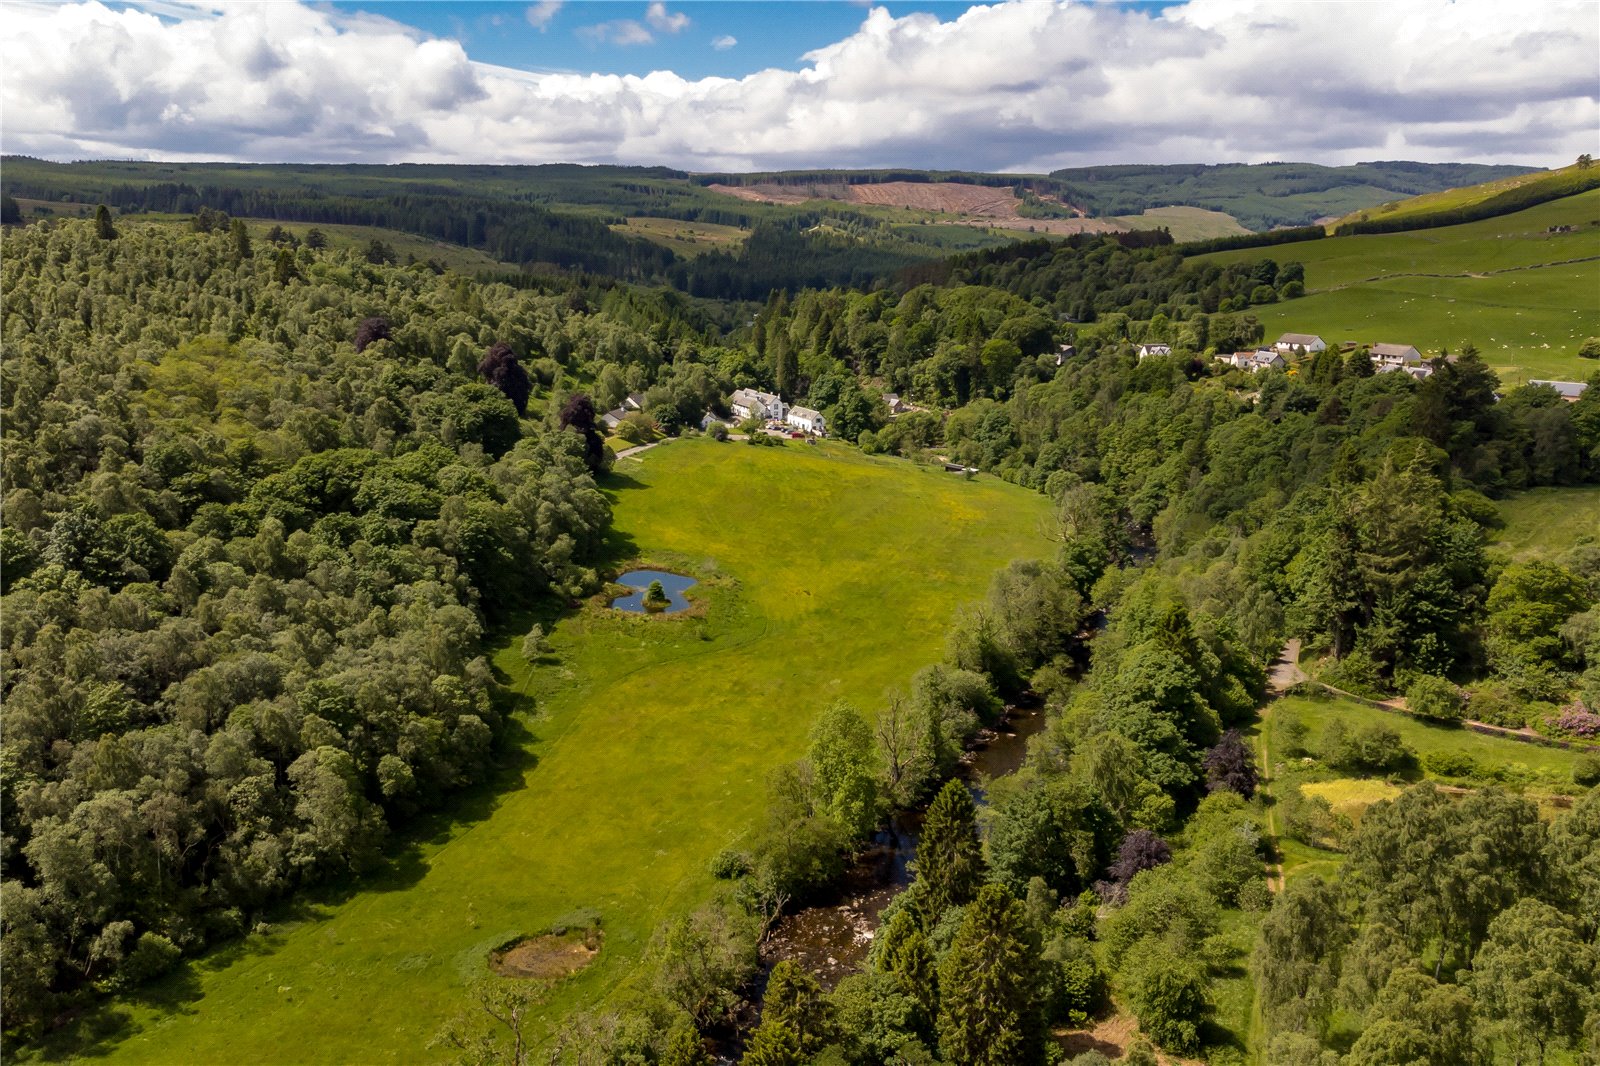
[760,702,1050,986]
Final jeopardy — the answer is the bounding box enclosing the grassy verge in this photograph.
[59,438,1051,1064]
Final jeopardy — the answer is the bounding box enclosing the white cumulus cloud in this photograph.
[712,34,737,51]
[1,0,1594,171]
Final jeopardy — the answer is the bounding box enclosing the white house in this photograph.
[1370,343,1423,370]
[786,406,827,436]
[623,393,647,412]
[1530,380,1589,402]
[883,393,914,416]
[1136,343,1173,361]
[1402,365,1435,382]
[699,411,729,431]
[1056,343,1076,366]
[600,407,629,429]
[1250,349,1287,372]
[1274,332,1327,354]
[730,388,785,422]
[1217,350,1256,370]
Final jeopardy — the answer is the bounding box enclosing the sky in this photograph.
[2,0,1596,173]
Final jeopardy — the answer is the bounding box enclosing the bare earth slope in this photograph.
[709,180,1125,235]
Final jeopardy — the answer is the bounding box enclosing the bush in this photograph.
[1407,676,1464,722]
[1547,701,1600,739]
[1573,753,1600,788]
[708,421,729,441]
[1322,650,1388,699]
[1468,682,1528,728]
[112,932,182,990]
[1324,720,1412,773]
[1121,943,1207,1054]
[1579,337,1600,360]
[708,848,751,880]
[1423,750,1479,778]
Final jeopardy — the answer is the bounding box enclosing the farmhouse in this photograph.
[730,388,786,422]
[1136,343,1173,361]
[601,407,629,429]
[1250,349,1287,372]
[884,393,914,416]
[1530,380,1589,402]
[1274,332,1327,354]
[1371,343,1423,370]
[786,406,827,436]
[623,393,646,412]
[699,411,729,431]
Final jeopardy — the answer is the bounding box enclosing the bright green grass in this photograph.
[1110,206,1250,242]
[1490,486,1600,560]
[64,439,1051,1064]
[610,216,749,259]
[1194,191,1600,382]
[1328,165,1585,229]
[1274,695,1586,789]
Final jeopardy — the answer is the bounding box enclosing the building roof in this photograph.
[1530,380,1589,399]
[601,407,628,424]
[1371,343,1421,362]
[788,406,823,420]
[1275,332,1323,346]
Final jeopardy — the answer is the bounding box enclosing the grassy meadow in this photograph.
[57,438,1052,1064]
[610,216,750,258]
[1193,190,1600,384]
[1490,485,1600,560]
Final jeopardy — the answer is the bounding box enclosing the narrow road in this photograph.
[613,440,662,460]
[1257,639,1304,894]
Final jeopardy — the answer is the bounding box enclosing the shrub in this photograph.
[1407,676,1464,722]
[1423,750,1478,778]
[1468,682,1528,728]
[1323,650,1388,699]
[1579,337,1600,360]
[112,933,182,990]
[708,848,751,880]
[1324,720,1412,773]
[1573,753,1600,788]
[1548,701,1600,739]
[708,421,729,441]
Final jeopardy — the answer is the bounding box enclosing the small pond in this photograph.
[609,569,698,614]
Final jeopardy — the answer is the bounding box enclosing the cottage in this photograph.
[883,393,914,416]
[1273,332,1327,354]
[600,407,629,429]
[786,406,827,436]
[1136,343,1173,361]
[1530,380,1589,402]
[623,393,647,412]
[699,411,729,431]
[1217,351,1257,370]
[1402,365,1435,382]
[1250,350,1287,372]
[730,388,786,422]
[1370,343,1423,369]
[1056,343,1076,366]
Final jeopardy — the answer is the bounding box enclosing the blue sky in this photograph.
[329,2,1178,80]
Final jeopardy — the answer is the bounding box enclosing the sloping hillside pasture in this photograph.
[610,216,750,259]
[1194,191,1600,382]
[1328,163,1592,230]
[1490,485,1600,560]
[57,440,1052,1064]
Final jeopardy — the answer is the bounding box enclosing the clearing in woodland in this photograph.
[54,439,1051,1064]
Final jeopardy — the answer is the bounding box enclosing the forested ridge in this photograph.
[4,191,1600,1065]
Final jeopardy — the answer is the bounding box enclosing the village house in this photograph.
[600,407,629,429]
[623,393,646,412]
[786,406,827,436]
[699,411,729,431]
[1057,343,1075,366]
[883,393,914,416]
[1250,349,1287,372]
[729,388,786,422]
[1273,332,1327,354]
[1136,343,1173,361]
[1370,343,1423,370]
[1530,380,1589,402]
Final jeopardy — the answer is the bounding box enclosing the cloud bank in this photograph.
[2,0,1595,170]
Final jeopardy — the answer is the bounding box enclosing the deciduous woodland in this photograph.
[3,182,1599,1065]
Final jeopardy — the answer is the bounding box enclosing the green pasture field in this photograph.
[1490,486,1600,560]
[1110,205,1250,242]
[58,438,1051,1064]
[1328,164,1586,229]
[610,216,749,258]
[1194,191,1600,383]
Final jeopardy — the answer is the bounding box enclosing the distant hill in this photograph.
[1044,161,1542,230]
[1328,162,1600,233]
